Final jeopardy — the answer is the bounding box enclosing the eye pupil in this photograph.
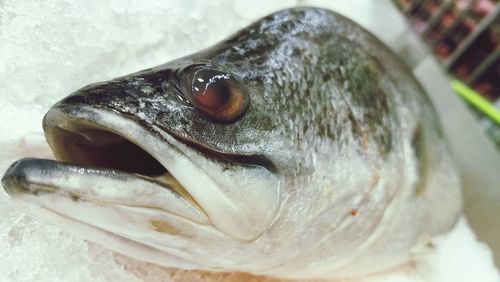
[192,76,231,109]
[180,66,249,123]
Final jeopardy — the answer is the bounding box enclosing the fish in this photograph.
[1,7,462,279]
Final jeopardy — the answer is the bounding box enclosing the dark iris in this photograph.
[179,65,249,123]
[191,70,232,109]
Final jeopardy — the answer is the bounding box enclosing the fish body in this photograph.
[1,7,461,279]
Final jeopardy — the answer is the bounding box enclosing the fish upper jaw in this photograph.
[12,103,280,241]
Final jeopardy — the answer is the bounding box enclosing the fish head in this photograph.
[1,9,325,269]
[2,8,455,277]
[3,62,288,229]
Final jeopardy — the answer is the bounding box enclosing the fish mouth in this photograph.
[42,107,202,213]
[2,104,280,243]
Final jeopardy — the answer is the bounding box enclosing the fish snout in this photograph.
[2,158,59,197]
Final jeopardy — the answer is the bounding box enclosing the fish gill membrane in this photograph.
[0,2,498,282]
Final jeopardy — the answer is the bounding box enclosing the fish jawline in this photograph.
[42,104,262,240]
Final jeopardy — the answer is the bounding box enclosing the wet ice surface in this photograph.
[0,0,499,281]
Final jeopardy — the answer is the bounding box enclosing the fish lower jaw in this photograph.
[0,158,254,268]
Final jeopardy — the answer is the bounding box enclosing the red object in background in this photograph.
[400,0,499,102]
[451,27,498,79]
[433,20,473,59]
[474,0,496,16]
[473,58,500,100]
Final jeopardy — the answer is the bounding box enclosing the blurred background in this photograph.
[388,1,500,267]
[394,0,499,149]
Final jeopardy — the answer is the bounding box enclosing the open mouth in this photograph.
[50,125,169,176]
[45,121,200,207]
[38,104,215,220]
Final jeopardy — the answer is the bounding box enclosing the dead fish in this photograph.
[1,7,462,279]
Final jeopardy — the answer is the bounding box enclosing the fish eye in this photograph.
[179,65,249,123]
